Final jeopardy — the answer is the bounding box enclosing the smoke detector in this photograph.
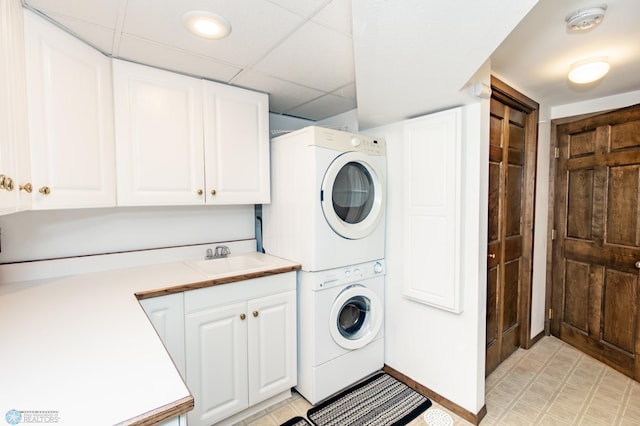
[565,5,607,31]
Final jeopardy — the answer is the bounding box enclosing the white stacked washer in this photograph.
[262,126,387,404]
[296,260,385,404]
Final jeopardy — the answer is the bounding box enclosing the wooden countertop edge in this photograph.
[115,395,194,426]
[135,264,301,300]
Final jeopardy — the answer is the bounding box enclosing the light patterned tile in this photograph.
[486,387,519,409]
[509,400,542,422]
[546,400,581,423]
[517,389,551,411]
[498,411,536,425]
[535,414,572,425]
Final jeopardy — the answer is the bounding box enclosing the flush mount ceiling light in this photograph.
[568,57,610,84]
[182,10,231,39]
[565,5,607,31]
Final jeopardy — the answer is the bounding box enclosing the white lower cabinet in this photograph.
[141,272,297,426]
[185,274,297,426]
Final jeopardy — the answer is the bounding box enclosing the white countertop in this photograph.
[0,246,299,426]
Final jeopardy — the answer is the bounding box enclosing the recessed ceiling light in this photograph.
[182,10,231,39]
[568,57,610,84]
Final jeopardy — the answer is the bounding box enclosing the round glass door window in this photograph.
[332,163,374,224]
[329,284,383,350]
[321,152,385,240]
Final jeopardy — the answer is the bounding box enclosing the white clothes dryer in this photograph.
[262,126,386,271]
[296,260,385,405]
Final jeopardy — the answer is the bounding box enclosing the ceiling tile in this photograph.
[117,34,243,83]
[24,0,121,29]
[267,0,330,17]
[40,13,116,54]
[253,20,354,92]
[312,0,353,35]
[233,70,325,113]
[286,92,356,120]
[120,0,303,67]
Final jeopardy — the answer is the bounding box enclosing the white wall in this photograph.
[364,101,489,414]
[0,205,254,263]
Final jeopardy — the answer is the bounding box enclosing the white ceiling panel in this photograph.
[253,20,355,93]
[286,92,356,121]
[117,34,243,83]
[267,0,331,18]
[42,12,116,54]
[232,70,325,114]
[119,0,302,67]
[24,0,121,29]
[311,0,353,35]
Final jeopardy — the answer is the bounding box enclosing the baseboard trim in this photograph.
[529,330,545,347]
[383,365,486,425]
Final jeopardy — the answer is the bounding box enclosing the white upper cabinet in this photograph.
[23,10,115,210]
[203,81,270,204]
[0,0,30,215]
[113,60,204,206]
[113,60,270,206]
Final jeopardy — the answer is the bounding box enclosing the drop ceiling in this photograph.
[21,0,640,127]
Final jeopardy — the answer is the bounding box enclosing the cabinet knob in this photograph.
[635,261,640,269]
[39,186,51,195]
[488,253,496,259]
[252,311,259,318]
[4,177,14,191]
[19,183,33,193]
[0,174,5,189]
[197,189,203,196]
[240,313,246,320]
[211,189,217,196]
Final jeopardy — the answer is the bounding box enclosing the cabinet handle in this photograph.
[19,183,32,193]
[240,313,246,320]
[197,189,203,196]
[211,189,217,196]
[39,186,51,195]
[252,311,259,318]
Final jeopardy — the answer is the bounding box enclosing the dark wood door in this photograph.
[552,104,640,380]
[486,98,524,374]
[486,78,538,376]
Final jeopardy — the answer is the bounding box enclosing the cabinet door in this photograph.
[23,10,115,209]
[139,293,186,379]
[247,290,297,405]
[113,60,204,206]
[0,0,29,214]
[185,302,248,426]
[203,81,270,205]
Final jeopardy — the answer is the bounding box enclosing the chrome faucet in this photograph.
[204,245,231,260]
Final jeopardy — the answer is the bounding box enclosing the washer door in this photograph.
[321,152,385,240]
[329,284,383,350]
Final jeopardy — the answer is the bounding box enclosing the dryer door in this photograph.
[329,284,383,350]
[321,152,385,240]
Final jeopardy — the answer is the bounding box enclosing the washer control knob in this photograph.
[354,268,361,276]
[344,270,351,278]
[374,262,383,274]
[350,137,361,147]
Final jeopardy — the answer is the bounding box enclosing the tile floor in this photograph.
[239,336,640,425]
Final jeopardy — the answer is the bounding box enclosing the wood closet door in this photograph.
[486,97,526,375]
[552,104,640,380]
